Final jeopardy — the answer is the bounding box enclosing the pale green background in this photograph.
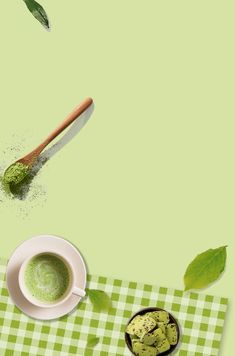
[0,1,234,355]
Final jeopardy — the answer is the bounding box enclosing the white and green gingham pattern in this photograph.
[0,258,228,356]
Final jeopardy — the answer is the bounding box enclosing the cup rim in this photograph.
[125,307,181,355]
[18,250,76,308]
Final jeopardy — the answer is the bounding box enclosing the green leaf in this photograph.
[86,289,112,312]
[86,335,100,348]
[23,0,50,30]
[184,246,227,291]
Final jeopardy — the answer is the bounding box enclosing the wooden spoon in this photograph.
[4,97,93,184]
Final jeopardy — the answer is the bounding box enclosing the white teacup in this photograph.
[18,250,86,308]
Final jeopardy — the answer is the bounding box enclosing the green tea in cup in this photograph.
[24,253,70,304]
[19,250,86,308]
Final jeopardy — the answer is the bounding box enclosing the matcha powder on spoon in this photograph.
[3,162,30,185]
[0,136,47,212]
[1,162,31,198]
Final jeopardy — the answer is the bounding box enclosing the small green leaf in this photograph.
[184,246,227,291]
[87,335,100,348]
[86,289,112,312]
[23,0,50,30]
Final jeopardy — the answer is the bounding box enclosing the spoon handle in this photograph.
[18,97,93,165]
[42,97,93,147]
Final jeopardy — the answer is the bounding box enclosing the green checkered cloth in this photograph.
[0,258,228,356]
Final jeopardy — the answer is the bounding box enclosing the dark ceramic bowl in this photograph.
[125,307,180,356]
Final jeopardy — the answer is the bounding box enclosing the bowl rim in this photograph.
[124,307,180,356]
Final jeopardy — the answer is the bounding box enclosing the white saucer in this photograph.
[6,235,87,320]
